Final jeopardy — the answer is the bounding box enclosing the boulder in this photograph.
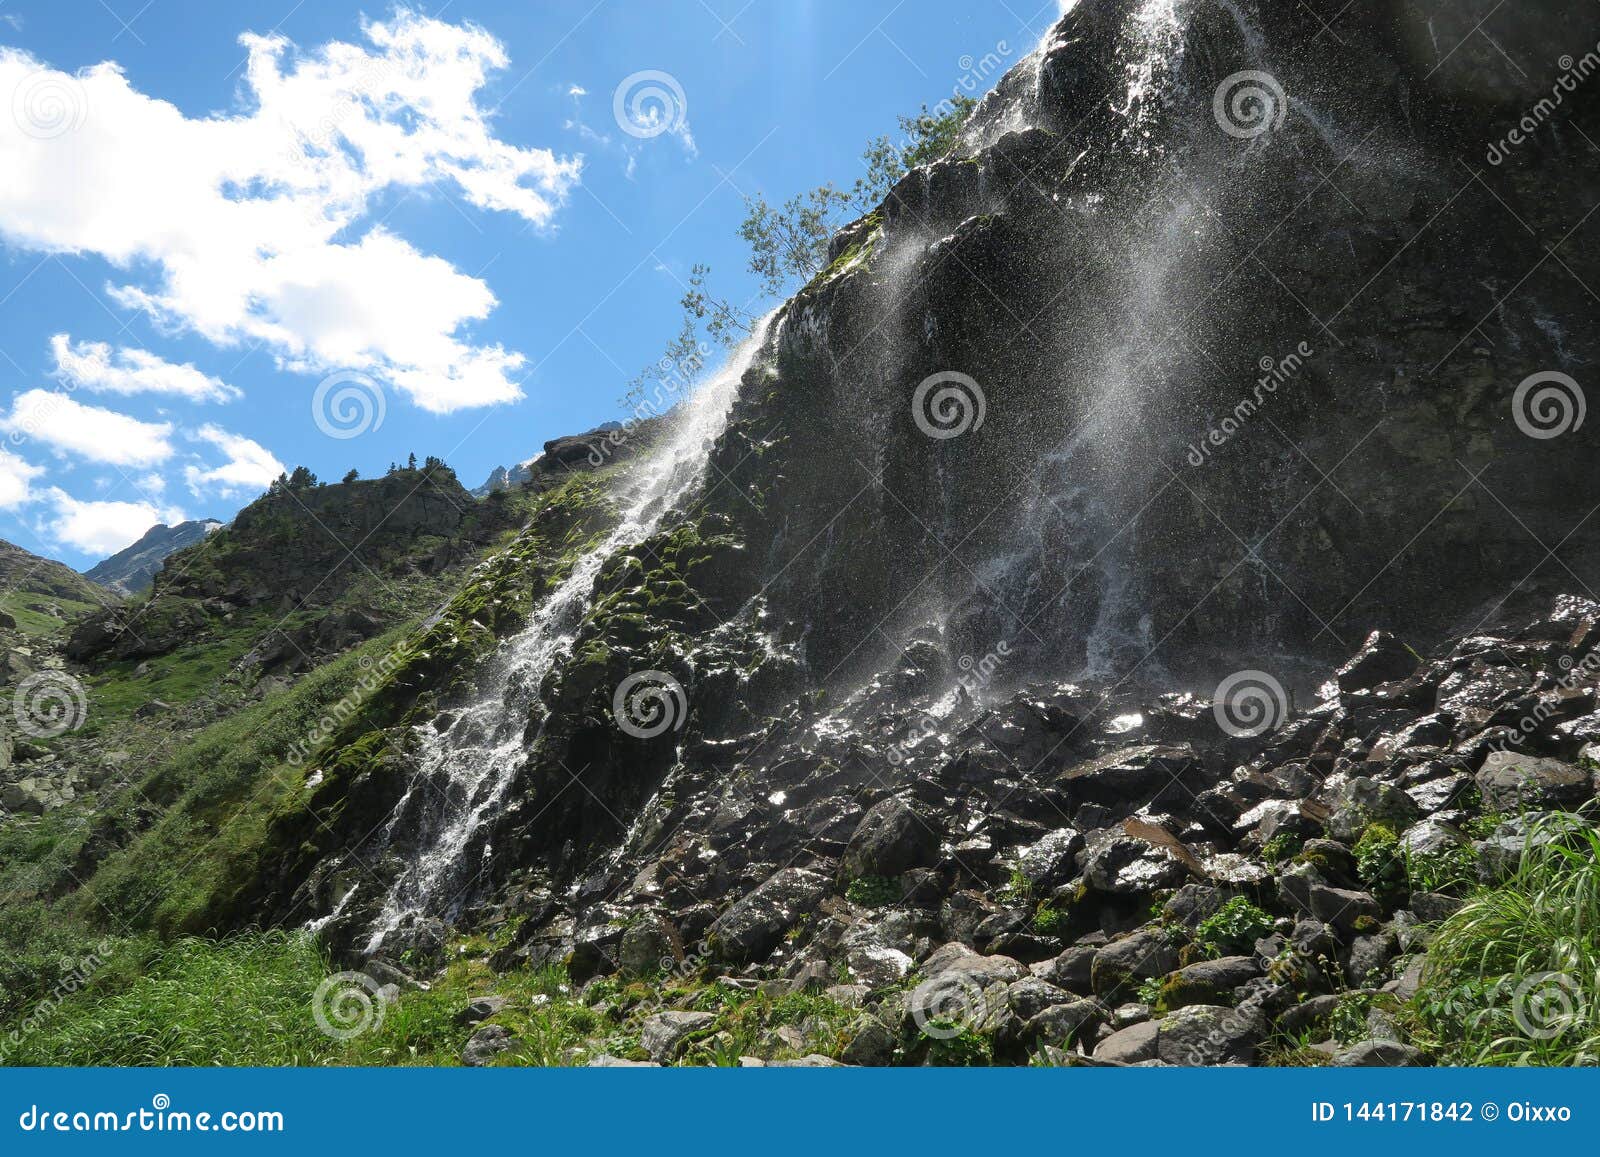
[1159,956,1261,1009]
[454,996,506,1026]
[1333,1039,1426,1066]
[1091,927,1182,997]
[1475,751,1593,813]
[708,867,829,963]
[1093,1020,1161,1063]
[1156,1003,1266,1066]
[838,797,941,881]
[1325,777,1420,841]
[640,1011,717,1062]
[1336,632,1418,693]
[460,1024,512,1067]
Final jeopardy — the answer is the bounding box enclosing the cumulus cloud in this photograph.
[50,333,241,402]
[44,489,186,556]
[0,390,173,466]
[0,447,44,509]
[0,10,582,414]
[183,424,285,497]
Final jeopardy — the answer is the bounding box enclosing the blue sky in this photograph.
[0,0,1059,566]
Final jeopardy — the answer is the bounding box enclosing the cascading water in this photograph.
[326,314,777,954]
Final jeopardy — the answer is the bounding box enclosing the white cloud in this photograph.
[44,489,186,556]
[49,333,241,402]
[0,447,43,509]
[0,11,582,414]
[183,424,285,497]
[0,390,173,466]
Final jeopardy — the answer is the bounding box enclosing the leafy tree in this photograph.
[738,94,977,297]
[623,93,978,409]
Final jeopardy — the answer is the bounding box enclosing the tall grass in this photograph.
[1411,813,1600,1065]
[6,932,335,1066]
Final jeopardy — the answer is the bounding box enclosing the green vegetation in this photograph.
[1195,896,1275,958]
[1354,823,1406,900]
[845,876,901,908]
[1261,831,1303,865]
[1408,813,1600,1065]
[0,589,105,638]
[626,94,978,398]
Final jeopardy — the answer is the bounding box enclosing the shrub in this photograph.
[1195,896,1275,957]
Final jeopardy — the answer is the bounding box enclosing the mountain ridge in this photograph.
[83,519,224,596]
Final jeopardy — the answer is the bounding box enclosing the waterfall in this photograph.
[328,314,776,954]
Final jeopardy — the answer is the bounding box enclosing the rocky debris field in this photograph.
[360,593,1600,1067]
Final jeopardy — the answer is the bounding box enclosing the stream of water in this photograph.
[324,316,775,953]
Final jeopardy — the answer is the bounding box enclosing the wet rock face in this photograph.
[676,0,1600,687]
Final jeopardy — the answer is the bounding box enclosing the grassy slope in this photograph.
[0,470,625,1047]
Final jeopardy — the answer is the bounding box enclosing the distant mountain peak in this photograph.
[83,518,224,596]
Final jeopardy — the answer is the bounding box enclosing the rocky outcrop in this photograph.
[66,465,494,665]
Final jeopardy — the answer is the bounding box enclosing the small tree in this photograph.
[342,468,359,484]
[737,95,977,296]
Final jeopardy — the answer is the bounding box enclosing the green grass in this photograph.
[0,590,104,637]
[1,927,860,1067]
[52,629,417,934]
[1409,813,1600,1065]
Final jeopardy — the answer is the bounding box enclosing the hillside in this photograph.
[0,538,114,639]
[1,0,1598,1070]
[83,519,223,596]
